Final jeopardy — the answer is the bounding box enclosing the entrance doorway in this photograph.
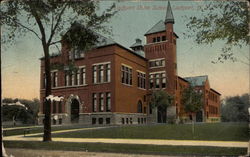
[71,99,79,123]
[157,106,166,123]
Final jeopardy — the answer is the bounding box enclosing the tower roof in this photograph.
[165,1,174,24]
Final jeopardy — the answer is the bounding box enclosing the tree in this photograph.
[181,86,203,121]
[181,85,203,136]
[0,0,116,141]
[150,90,174,123]
[185,1,249,65]
[221,93,249,122]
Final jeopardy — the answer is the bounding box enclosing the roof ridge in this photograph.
[144,20,164,35]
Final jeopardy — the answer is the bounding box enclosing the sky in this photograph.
[1,1,249,100]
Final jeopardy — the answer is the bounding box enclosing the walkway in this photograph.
[3,126,248,148]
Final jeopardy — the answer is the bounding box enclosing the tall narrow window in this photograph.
[149,74,154,89]
[81,67,86,85]
[99,93,104,112]
[43,73,46,88]
[93,66,97,83]
[106,92,111,112]
[162,73,166,88]
[99,65,104,83]
[137,72,146,89]
[155,74,160,88]
[53,101,56,113]
[92,93,97,112]
[71,73,75,86]
[106,64,111,82]
[58,101,62,113]
[65,73,69,86]
[121,65,132,85]
[76,70,80,85]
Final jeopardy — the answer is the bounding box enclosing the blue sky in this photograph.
[2,1,249,99]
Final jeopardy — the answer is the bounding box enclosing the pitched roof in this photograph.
[145,20,165,35]
[144,20,179,38]
[165,1,175,24]
[184,75,208,86]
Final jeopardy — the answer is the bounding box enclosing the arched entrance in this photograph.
[71,99,79,123]
[157,106,167,123]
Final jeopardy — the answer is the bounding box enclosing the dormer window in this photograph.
[69,48,85,60]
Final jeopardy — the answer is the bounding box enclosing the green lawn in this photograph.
[4,141,247,156]
[3,124,100,136]
[49,123,249,141]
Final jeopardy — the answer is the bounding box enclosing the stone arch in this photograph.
[65,94,83,123]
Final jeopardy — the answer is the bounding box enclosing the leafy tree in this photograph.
[181,86,203,121]
[150,90,174,123]
[2,98,40,124]
[1,0,116,141]
[185,1,249,65]
[221,93,249,122]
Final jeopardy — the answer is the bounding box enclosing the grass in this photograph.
[3,124,99,136]
[48,122,249,141]
[4,141,247,156]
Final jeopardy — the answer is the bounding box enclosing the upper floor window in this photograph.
[51,71,58,88]
[149,71,166,89]
[92,62,111,84]
[152,36,166,43]
[149,58,165,68]
[64,66,86,86]
[99,93,104,112]
[68,48,85,60]
[137,71,146,89]
[121,65,132,85]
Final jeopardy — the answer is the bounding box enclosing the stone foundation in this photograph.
[38,112,147,125]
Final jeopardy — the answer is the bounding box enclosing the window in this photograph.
[98,118,103,124]
[43,73,46,88]
[106,92,111,112]
[106,118,110,124]
[106,64,111,82]
[79,67,86,85]
[98,65,104,83]
[149,58,165,68]
[121,65,132,85]
[157,37,160,42]
[92,93,97,112]
[153,37,156,43]
[99,93,104,112]
[65,73,69,86]
[149,71,166,89]
[58,101,62,113]
[53,101,56,113]
[137,100,142,113]
[71,73,75,86]
[69,48,85,60]
[51,71,58,87]
[92,118,96,124]
[93,63,111,84]
[162,36,166,41]
[76,70,80,85]
[93,66,97,83]
[137,72,146,89]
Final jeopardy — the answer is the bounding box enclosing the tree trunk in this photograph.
[43,44,52,142]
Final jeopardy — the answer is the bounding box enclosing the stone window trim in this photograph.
[64,66,87,87]
[92,62,111,84]
[149,58,165,69]
[121,64,133,86]
[137,70,146,90]
[149,71,167,89]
